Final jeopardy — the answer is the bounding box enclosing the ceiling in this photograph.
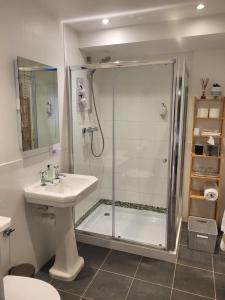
[37,0,225,32]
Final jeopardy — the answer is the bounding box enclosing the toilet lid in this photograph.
[4,276,61,300]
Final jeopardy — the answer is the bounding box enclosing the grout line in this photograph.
[214,271,225,276]
[134,277,172,290]
[80,249,112,298]
[56,266,215,300]
[212,254,217,300]
[49,277,53,284]
[100,268,134,279]
[99,266,172,289]
[173,288,215,300]
[57,289,81,298]
[176,262,214,273]
[170,251,178,299]
[124,256,143,300]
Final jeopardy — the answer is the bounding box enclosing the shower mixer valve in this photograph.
[82,127,98,134]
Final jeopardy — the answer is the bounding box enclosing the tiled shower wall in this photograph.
[72,65,173,222]
[72,69,112,222]
[100,65,173,208]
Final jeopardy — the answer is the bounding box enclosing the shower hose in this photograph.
[90,72,105,157]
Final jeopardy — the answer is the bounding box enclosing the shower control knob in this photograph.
[163,158,168,163]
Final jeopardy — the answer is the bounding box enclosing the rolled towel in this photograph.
[204,182,218,201]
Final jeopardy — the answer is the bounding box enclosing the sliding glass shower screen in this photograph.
[68,59,188,252]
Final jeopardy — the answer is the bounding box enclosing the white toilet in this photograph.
[0,216,60,300]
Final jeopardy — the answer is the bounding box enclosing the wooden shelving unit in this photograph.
[188,97,225,222]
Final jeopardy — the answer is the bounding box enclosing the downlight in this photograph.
[196,3,205,10]
[102,18,109,25]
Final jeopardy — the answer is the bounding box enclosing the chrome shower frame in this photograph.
[67,58,188,257]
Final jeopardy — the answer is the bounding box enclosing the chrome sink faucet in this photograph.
[40,165,66,186]
[54,165,66,179]
[54,165,60,179]
[40,170,47,186]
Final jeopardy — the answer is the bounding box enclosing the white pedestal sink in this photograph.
[24,174,98,281]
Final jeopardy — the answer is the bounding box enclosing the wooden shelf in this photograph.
[191,173,220,181]
[190,190,218,201]
[195,97,224,101]
[194,135,222,139]
[195,117,223,120]
[189,97,225,223]
[192,153,221,159]
[190,190,205,200]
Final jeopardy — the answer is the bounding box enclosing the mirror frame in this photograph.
[14,57,60,158]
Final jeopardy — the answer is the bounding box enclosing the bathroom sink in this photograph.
[24,173,98,207]
[24,173,98,282]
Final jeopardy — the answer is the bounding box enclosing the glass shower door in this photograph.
[113,63,174,248]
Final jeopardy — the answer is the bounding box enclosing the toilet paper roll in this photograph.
[197,108,208,118]
[209,108,220,118]
[194,128,200,136]
[204,182,218,201]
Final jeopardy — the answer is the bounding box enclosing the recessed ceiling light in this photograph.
[102,18,109,25]
[196,3,205,10]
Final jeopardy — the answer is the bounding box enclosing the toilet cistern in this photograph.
[0,216,11,300]
[0,216,61,300]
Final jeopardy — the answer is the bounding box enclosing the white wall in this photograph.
[183,48,225,221]
[0,0,68,273]
[63,26,100,223]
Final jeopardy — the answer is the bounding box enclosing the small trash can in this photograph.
[8,263,35,278]
[188,216,218,253]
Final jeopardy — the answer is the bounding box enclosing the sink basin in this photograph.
[24,173,98,207]
[24,173,98,282]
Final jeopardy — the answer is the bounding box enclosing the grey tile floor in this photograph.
[36,224,225,300]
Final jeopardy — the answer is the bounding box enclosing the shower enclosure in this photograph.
[67,58,188,259]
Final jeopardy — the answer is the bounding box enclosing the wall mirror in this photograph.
[16,56,59,152]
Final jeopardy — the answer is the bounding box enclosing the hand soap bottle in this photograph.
[46,164,54,183]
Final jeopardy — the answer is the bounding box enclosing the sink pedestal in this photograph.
[49,207,84,281]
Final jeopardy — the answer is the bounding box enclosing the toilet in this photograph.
[3,275,60,300]
[0,216,60,300]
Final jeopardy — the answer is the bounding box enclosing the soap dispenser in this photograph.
[46,164,54,183]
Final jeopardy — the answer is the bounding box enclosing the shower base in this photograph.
[76,203,167,248]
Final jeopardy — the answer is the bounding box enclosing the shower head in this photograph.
[89,69,96,76]
[81,66,96,76]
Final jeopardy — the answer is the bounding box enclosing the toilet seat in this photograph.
[3,275,60,300]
